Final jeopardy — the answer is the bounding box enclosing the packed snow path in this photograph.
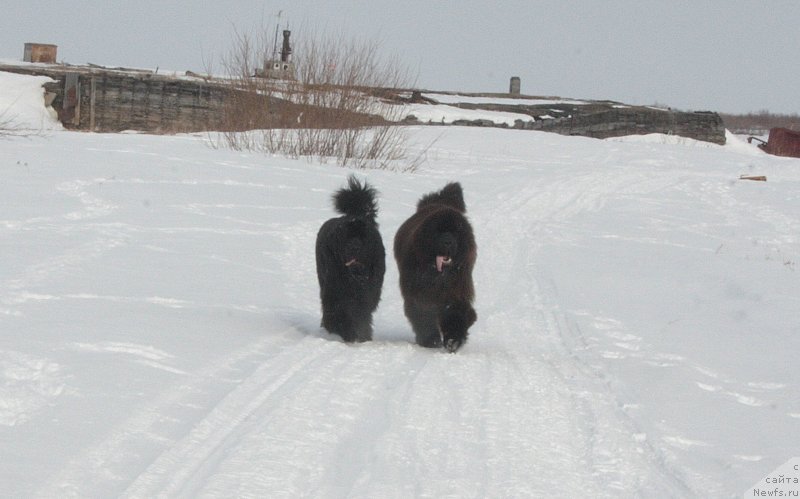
[2,125,798,498]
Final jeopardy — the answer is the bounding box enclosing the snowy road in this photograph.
[2,123,798,498]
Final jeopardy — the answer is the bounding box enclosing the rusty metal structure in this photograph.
[281,30,292,62]
[23,43,57,63]
[256,29,296,80]
[749,128,800,158]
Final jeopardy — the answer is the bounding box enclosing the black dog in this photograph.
[316,175,385,343]
[394,182,477,352]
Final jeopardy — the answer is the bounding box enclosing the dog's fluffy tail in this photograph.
[417,182,466,213]
[333,175,379,221]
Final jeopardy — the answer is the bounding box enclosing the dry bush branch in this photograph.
[212,22,415,171]
[721,111,800,135]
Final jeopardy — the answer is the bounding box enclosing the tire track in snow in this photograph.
[35,326,315,498]
[330,350,495,499]
[470,166,693,496]
[121,339,438,498]
[191,343,431,498]
[120,336,338,498]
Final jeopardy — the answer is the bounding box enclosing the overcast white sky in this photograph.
[3,0,798,114]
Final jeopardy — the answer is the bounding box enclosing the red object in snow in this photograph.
[761,128,800,158]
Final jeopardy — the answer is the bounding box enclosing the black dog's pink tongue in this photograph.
[436,256,446,272]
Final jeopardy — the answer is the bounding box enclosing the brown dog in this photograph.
[394,182,477,352]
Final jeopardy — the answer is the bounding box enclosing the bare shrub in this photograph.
[720,111,800,135]
[211,23,413,170]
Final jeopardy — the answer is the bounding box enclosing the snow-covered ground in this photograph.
[401,101,535,126]
[2,71,798,498]
[423,93,590,107]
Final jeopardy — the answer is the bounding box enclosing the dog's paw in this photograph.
[353,332,372,343]
[439,302,474,353]
[443,336,464,353]
[417,334,443,349]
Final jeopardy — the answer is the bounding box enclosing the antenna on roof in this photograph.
[271,10,283,61]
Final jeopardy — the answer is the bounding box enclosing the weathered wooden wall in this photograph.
[439,99,726,145]
[74,73,229,132]
[0,64,232,133]
[46,71,230,133]
[525,108,725,144]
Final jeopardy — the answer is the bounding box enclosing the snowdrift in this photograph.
[2,70,798,498]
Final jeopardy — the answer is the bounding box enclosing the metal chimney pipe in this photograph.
[281,31,292,62]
